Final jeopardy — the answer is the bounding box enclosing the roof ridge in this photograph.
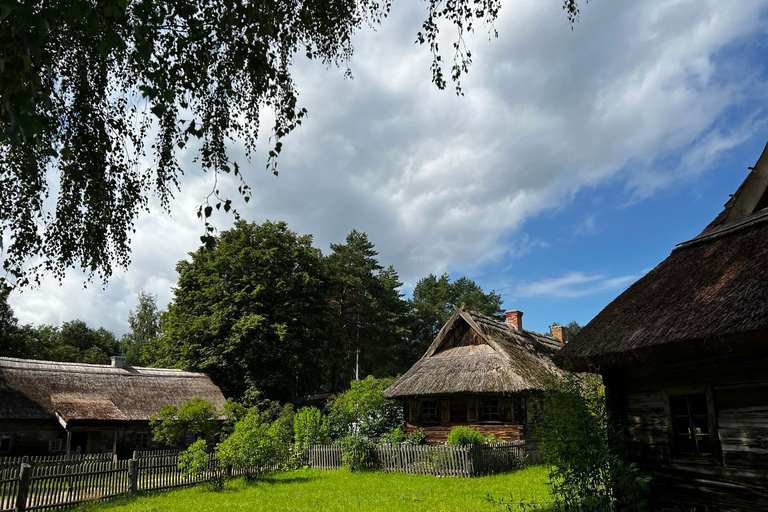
[463,310,559,341]
[0,356,203,376]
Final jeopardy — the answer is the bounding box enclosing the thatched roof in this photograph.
[0,357,226,425]
[384,309,565,398]
[556,142,768,372]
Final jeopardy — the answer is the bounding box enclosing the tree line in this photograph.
[0,219,578,405]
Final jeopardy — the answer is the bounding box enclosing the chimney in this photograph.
[110,356,126,368]
[505,310,523,330]
[551,325,566,343]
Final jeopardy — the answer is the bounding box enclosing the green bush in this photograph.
[339,435,377,471]
[538,374,650,512]
[294,407,331,448]
[380,426,405,444]
[446,426,484,446]
[178,439,223,490]
[215,406,291,474]
[327,376,403,438]
[150,398,218,447]
[405,428,427,445]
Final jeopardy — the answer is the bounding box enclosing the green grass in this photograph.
[74,467,551,512]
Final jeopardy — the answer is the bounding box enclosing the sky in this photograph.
[7,0,768,337]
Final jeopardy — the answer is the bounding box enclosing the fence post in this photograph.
[15,463,31,512]
[128,458,138,494]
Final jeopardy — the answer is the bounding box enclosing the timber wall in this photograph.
[605,352,768,512]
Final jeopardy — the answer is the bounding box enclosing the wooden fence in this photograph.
[0,442,528,511]
[304,442,527,477]
[0,454,114,469]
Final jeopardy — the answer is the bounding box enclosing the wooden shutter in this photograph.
[467,398,479,422]
[501,398,513,421]
[440,400,450,423]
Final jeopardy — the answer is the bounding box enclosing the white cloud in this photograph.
[512,271,639,299]
[7,0,768,334]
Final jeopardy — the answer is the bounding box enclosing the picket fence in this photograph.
[304,442,527,477]
[0,442,528,511]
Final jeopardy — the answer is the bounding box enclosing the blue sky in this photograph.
[7,0,768,338]
[465,136,768,334]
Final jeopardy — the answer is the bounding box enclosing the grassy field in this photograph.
[74,467,551,512]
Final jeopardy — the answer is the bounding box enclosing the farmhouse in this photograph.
[555,143,768,510]
[385,308,566,444]
[0,356,226,458]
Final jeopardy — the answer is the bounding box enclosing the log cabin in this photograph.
[0,356,226,458]
[384,308,566,445]
[555,143,768,511]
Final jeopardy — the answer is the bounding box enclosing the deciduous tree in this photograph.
[120,290,161,365]
[145,220,335,403]
[0,0,582,288]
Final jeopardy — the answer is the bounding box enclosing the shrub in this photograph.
[327,376,403,438]
[216,406,291,474]
[446,426,485,446]
[294,407,331,448]
[380,426,405,444]
[339,435,377,471]
[178,439,222,490]
[538,374,650,512]
[150,398,218,447]
[485,433,500,445]
[405,428,427,446]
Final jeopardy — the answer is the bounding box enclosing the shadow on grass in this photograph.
[249,474,318,486]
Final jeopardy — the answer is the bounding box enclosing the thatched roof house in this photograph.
[0,356,225,457]
[555,142,768,510]
[385,308,565,444]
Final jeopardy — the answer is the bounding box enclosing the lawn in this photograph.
[74,467,551,512]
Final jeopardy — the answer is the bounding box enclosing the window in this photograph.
[421,401,439,422]
[0,434,11,452]
[480,399,500,421]
[450,401,467,423]
[49,439,63,452]
[135,432,150,449]
[669,393,715,458]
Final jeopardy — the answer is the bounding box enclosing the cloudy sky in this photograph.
[8,0,768,337]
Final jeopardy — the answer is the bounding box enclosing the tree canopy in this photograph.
[143,220,335,403]
[120,290,161,365]
[324,230,410,389]
[0,0,581,288]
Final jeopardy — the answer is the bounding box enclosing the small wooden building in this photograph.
[384,308,565,444]
[555,143,768,511]
[0,356,226,457]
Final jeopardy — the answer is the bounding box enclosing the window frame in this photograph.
[135,432,151,449]
[480,398,501,422]
[420,400,439,423]
[663,385,721,463]
[48,439,63,452]
[0,434,12,453]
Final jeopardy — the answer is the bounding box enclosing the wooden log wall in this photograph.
[605,352,768,511]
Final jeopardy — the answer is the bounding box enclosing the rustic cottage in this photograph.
[555,143,768,511]
[0,356,226,457]
[384,308,566,444]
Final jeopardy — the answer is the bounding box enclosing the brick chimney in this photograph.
[110,356,126,368]
[551,325,566,343]
[505,310,523,330]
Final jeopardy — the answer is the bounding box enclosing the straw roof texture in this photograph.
[0,357,226,423]
[556,143,768,372]
[384,309,565,398]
